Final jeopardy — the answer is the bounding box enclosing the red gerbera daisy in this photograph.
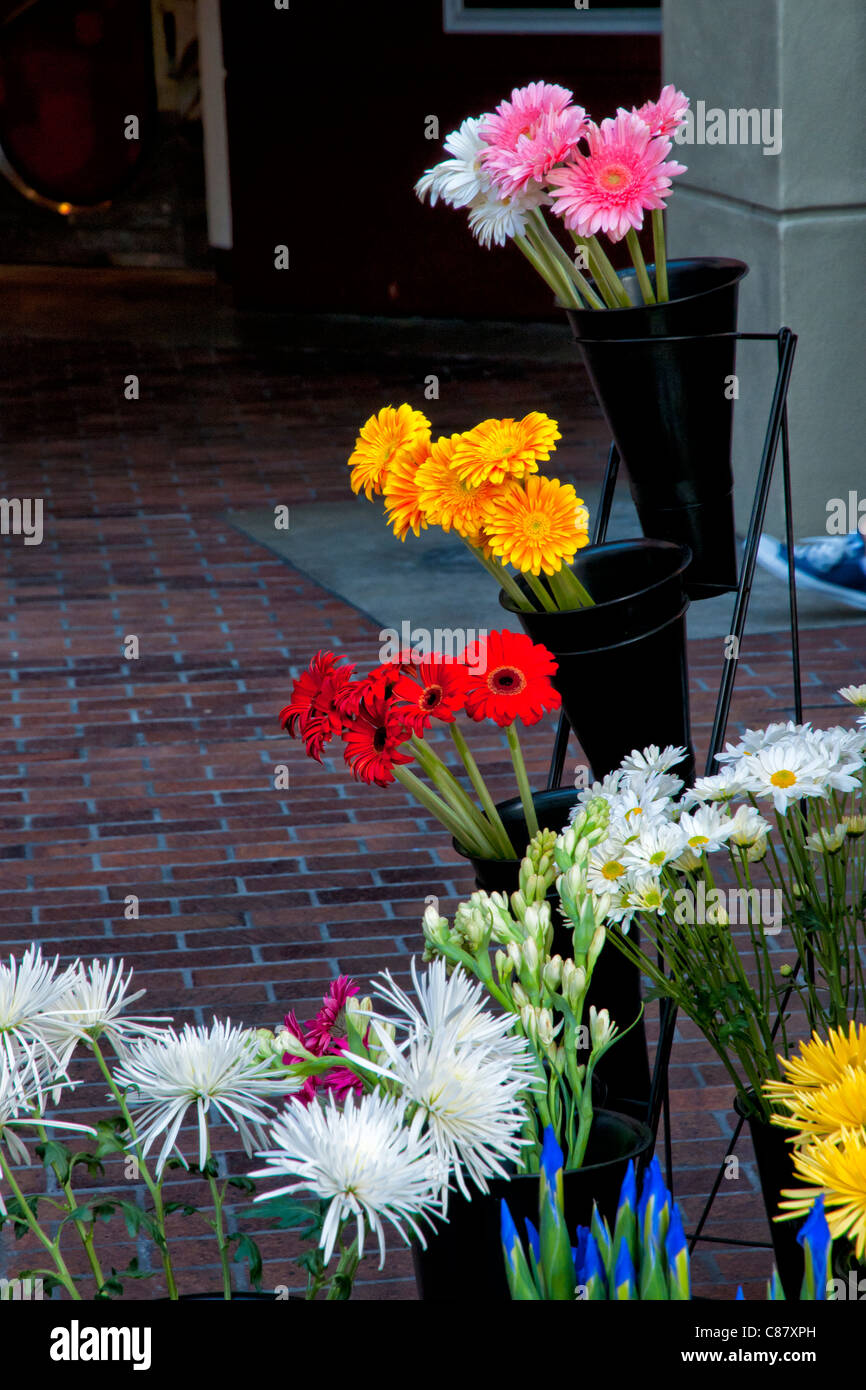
[305,976,359,1051]
[338,654,412,717]
[342,696,414,787]
[390,657,472,735]
[279,651,357,761]
[461,629,560,728]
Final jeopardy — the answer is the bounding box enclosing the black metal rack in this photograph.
[544,326,801,1244]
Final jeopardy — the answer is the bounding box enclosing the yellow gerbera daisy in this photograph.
[347,404,431,500]
[414,434,502,538]
[777,1128,866,1259]
[382,434,431,540]
[770,1066,866,1143]
[481,474,590,577]
[452,412,561,488]
[764,1022,866,1106]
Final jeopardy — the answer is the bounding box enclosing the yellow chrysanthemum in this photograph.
[347,404,431,500]
[414,434,503,538]
[481,474,590,577]
[764,1022,866,1107]
[452,412,561,488]
[777,1128,866,1259]
[770,1066,866,1143]
[382,435,431,540]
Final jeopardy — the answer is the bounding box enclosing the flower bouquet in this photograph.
[0,948,535,1300]
[502,1126,835,1302]
[280,630,562,860]
[348,401,593,614]
[414,81,747,597]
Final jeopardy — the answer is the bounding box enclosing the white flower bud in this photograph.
[542,955,563,992]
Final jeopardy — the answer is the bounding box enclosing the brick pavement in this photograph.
[0,279,864,1299]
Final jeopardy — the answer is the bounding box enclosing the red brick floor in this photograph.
[0,283,864,1299]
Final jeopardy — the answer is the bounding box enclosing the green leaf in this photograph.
[226,1174,257,1195]
[70,1151,106,1179]
[238,1194,323,1234]
[163,1201,199,1217]
[35,1140,71,1185]
[93,1117,129,1158]
[231,1233,263,1291]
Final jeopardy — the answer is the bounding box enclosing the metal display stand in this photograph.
[544,327,800,1240]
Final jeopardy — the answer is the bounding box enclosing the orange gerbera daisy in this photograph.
[414,434,502,538]
[482,474,590,576]
[382,434,431,540]
[347,404,431,500]
[452,412,561,488]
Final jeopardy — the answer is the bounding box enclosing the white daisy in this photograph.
[736,740,834,813]
[621,821,687,876]
[727,803,773,848]
[715,720,812,763]
[839,684,866,709]
[571,771,624,818]
[415,116,490,209]
[623,873,669,917]
[686,766,746,805]
[606,786,670,840]
[804,824,848,854]
[467,183,545,248]
[38,958,167,1066]
[587,839,633,895]
[113,1019,294,1176]
[807,727,865,789]
[619,745,688,776]
[678,805,734,854]
[251,1091,442,1268]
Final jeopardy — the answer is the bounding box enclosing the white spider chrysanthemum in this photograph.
[371,957,520,1061]
[415,117,490,209]
[621,821,687,876]
[839,684,866,709]
[113,1019,295,1176]
[0,947,77,1102]
[366,962,534,1206]
[38,958,167,1066]
[251,1091,443,1268]
[0,1053,92,1207]
[735,740,834,814]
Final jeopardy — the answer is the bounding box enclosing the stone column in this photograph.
[662,0,866,538]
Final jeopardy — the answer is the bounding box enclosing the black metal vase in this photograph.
[413,1109,653,1301]
[565,257,748,600]
[735,1093,804,1299]
[454,787,651,1121]
[500,538,695,786]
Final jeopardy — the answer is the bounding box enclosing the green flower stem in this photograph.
[0,1147,81,1299]
[625,229,656,305]
[408,734,504,857]
[325,1235,362,1300]
[515,232,579,307]
[36,1123,106,1291]
[393,764,493,857]
[579,234,632,309]
[523,572,558,613]
[528,209,606,310]
[462,537,534,612]
[651,210,669,302]
[548,564,595,610]
[90,1038,179,1300]
[205,1141,233,1301]
[506,722,539,840]
[448,724,517,858]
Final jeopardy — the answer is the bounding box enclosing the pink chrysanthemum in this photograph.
[547,111,687,242]
[480,82,587,195]
[281,984,365,1107]
[306,977,359,1052]
[632,85,690,139]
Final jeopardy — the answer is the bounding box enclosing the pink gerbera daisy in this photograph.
[480,81,588,195]
[633,85,690,139]
[547,111,687,242]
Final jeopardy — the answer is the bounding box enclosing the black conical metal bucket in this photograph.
[500,538,695,786]
[566,258,748,600]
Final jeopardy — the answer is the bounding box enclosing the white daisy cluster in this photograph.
[253,958,535,1267]
[415,116,546,248]
[566,712,866,927]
